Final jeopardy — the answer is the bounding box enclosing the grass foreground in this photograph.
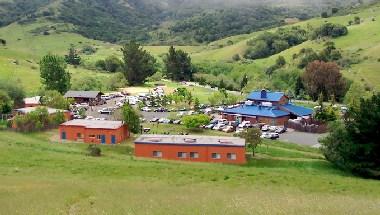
[0,130,379,214]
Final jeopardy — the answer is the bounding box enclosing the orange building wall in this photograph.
[135,143,246,164]
[59,124,129,144]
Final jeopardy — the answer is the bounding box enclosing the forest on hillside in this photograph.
[0,0,373,44]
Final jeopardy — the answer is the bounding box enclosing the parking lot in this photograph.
[78,95,326,148]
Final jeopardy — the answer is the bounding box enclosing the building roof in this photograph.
[281,104,313,116]
[15,107,68,114]
[23,96,41,105]
[61,119,124,129]
[247,90,285,102]
[64,91,102,99]
[135,135,245,147]
[222,105,290,118]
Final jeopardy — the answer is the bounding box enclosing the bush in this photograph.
[87,144,102,157]
[182,114,210,129]
[311,23,348,39]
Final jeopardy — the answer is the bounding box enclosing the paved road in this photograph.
[279,129,327,147]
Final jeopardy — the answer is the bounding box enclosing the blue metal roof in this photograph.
[247,91,285,102]
[222,105,290,118]
[282,104,313,116]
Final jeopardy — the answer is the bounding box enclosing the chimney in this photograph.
[261,89,267,99]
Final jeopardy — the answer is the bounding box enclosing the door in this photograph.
[101,135,106,144]
[111,135,116,144]
[61,132,66,140]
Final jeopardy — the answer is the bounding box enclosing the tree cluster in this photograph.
[310,23,348,39]
[64,45,81,66]
[122,41,157,86]
[321,94,380,179]
[294,42,342,69]
[13,107,66,132]
[164,46,193,81]
[244,27,307,60]
[40,54,71,94]
[182,114,210,129]
[95,55,123,73]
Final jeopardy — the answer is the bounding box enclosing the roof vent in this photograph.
[219,140,233,144]
[261,89,267,98]
[184,138,197,143]
[148,138,162,142]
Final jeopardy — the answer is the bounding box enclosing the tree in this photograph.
[193,97,200,111]
[332,8,339,14]
[240,128,262,157]
[232,54,241,61]
[122,104,140,134]
[0,38,6,46]
[64,45,81,65]
[240,74,248,90]
[104,55,123,73]
[40,54,71,94]
[354,16,361,25]
[41,90,72,110]
[0,79,25,108]
[164,46,193,81]
[122,41,157,86]
[321,94,380,178]
[0,90,13,114]
[302,61,347,101]
[106,72,128,91]
[321,12,329,18]
[182,114,210,129]
[276,56,286,67]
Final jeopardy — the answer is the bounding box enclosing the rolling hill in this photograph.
[0,1,380,95]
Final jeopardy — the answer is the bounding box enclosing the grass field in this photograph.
[0,130,380,214]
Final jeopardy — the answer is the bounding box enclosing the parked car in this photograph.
[98,108,113,114]
[261,125,269,131]
[238,121,252,128]
[150,118,159,123]
[275,127,287,133]
[85,116,94,120]
[261,132,279,140]
[205,124,215,129]
[269,126,277,132]
[213,124,226,131]
[158,118,167,123]
[95,118,106,121]
[172,120,181,124]
[222,126,235,133]
[217,119,228,125]
[235,128,245,134]
[101,95,111,100]
[141,107,152,112]
[177,111,186,117]
[216,107,224,112]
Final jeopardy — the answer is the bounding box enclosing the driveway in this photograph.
[279,129,328,147]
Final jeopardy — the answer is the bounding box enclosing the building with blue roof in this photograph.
[221,90,313,126]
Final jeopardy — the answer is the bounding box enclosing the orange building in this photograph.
[59,120,129,144]
[135,135,246,164]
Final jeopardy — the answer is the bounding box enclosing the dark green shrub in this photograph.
[87,144,102,157]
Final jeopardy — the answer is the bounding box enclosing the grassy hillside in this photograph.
[1,3,380,95]
[0,130,379,214]
[192,3,380,91]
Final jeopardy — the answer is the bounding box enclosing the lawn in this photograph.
[0,129,379,214]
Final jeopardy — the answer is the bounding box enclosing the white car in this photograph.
[238,121,251,128]
[213,124,226,131]
[222,126,235,133]
[217,119,228,125]
[141,107,152,112]
[85,116,94,120]
[261,132,279,140]
[261,125,269,131]
[98,108,113,114]
[269,126,277,132]
[205,124,215,129]
[235,128,245,134]
[216,107,224,112]
[101,95,111,100]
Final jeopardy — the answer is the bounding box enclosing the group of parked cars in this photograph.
[202,119,287,140]
[148,117,181,125]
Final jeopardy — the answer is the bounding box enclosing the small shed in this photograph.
[64,91,103,105]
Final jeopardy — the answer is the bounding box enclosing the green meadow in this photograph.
[0,130,379,214]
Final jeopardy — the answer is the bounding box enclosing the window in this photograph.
[227,153,237,160]
[190,152,199,159]
[177,152,187,158]
[89,135,96,138]
[77,133,83,138]
[96,135,101,140]
[211,153,221,159]
[153,151,162,158]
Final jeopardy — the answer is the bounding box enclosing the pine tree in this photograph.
[64,45,81,65]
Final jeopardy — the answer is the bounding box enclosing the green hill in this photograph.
[1,2,380,95]
[0,130,379,214]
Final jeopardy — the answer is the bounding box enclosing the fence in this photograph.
[287,119,328,134]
